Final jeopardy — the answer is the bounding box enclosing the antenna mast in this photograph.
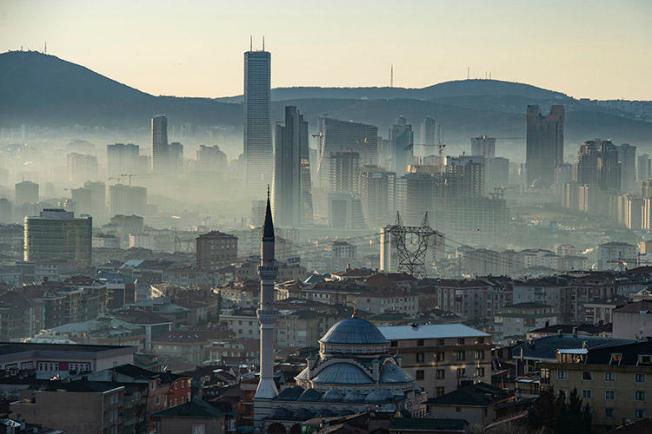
[390,64,394,88]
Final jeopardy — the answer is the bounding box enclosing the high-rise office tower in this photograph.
[328,192,366,230]
[390,116,414,173]
[24,209,92,269]
[15,181,39,205]
[168,142,184,173]
[151,115,169,173]
[70,187,92,216]
[638,154,651,182]
[421,116,439,146]
[272,106,311,228]
[317,117,379,187]
[107,143,140,178]
[617,143,637,192]
[526,105,565,187]
[485,157,510,192]
[359,166,396,228]
[330,151,360,194]
[471,136,496,158]
[244,46,272,193]
[599,141,622,192]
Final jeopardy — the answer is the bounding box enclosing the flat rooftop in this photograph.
[0,342,135,356]
[378,323,489,340]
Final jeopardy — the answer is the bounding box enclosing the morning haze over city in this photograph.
[0,1,651,433]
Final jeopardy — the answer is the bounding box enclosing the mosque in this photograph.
[253,195,426,433]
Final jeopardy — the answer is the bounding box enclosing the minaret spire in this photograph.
[254,189,279,421]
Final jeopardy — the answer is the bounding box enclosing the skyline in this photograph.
[1,0,651,100]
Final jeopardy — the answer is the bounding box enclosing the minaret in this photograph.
[255,189,279,403]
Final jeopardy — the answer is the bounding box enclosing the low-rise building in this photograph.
[612,301,652,339]
[494,303,559,343]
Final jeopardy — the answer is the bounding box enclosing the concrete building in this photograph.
[526,105,565,187]
[619,143,637,192]
[597,241,637,271]
[427,382,515,426]
[154,399,228,434]
[540,341,652,430]
[378,324,492,399]
[328,192,366,230]
[24,209,92,269]
[484,157,509,192]
[196,145,228,173]
[612,301,652,339]
[244,47,272,194]
[15,181,39,205]
[470,135,496,158]
[638,153,651,182]
[494,303,559,343]
[196,231,238,270]
[11,380,124,434]
[66,152,98,184]
[0,342,135,379]
[359,165,396,228]
[421,116,439,146]
[168,141,184,173]
[109,183,147,216]
[152,115,169,173]
[273,106,311,228]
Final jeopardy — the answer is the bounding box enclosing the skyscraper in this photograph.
[390,116,414,173]
[330,151,360,193]
[107,143,140,178]
[638,154,651,182]
[359,166,396,228]
[471,136,496,158]
[244,46,272,194]
[272,106,311,228]
[526,105,565,187]
[151,115,169,173]
[317,117,379,188]
[618,143,637,192]
[421,116,439,146]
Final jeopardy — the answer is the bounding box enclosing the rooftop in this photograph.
[154,399,225,419]
[428,382,513,407]
[319,317,387,345]
[378,323,489,341]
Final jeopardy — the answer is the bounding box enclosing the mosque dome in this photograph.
[320,317,388,345]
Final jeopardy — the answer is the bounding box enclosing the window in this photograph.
[456,351,465,361]
[436,387,445,397]
[638,354,652,365]
[456,368,466,378]
[634,391,646,401]
[476,367,485,377]
[192,424,206,434]
[605,408,614,418]
[475,350,485,360]
[557,370,568,380]
[635,373,645,383]
[635,409,646,419]
[436,352,445,362]
[605,372,615,381]
[416,352,425,363]
[438,338,445,345]
[457,338,465,345]
[605,390,615,400]
[416,370,425,380]
[610,353,622,365]
[417,339,424,347]
[582,390,592,399]
[455,407,461,413]
[477,337,485,344]
[436,369,445,380]
[582,371,592,381]
[390,341,398,347]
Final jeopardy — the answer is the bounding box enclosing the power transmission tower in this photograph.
[381,211,444,278]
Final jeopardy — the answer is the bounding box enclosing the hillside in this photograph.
[1,50,651,146]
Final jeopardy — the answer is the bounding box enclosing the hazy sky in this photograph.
[1,0,651,100]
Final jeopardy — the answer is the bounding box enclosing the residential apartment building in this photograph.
[540,341,652,430]
[378,324,492,398]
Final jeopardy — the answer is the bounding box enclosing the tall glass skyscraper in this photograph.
[151,115,169,173]
[244,48,272,194]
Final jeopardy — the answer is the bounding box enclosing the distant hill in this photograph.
[1,50,651,147]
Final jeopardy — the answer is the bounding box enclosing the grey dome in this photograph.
[320,317,388,345]
[312,363,373,385]
[365,389,394,402]
[380,363,413,384]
